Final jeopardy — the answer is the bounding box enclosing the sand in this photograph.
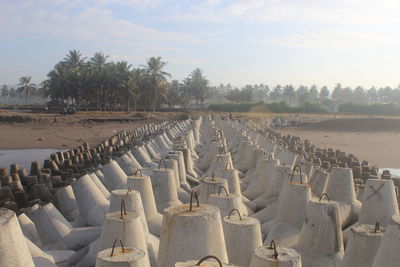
[278,117,400,169]
[0,110,184,150]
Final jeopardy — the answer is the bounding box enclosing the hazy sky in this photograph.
[1,0,400,88]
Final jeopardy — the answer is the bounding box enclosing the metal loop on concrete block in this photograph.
[110,238,125,257]
[218,186,229,196]
[374,222,381,233]
[319,193,331,202]
[216,156,224,162]
[126,187,132,196]
[189,190,200,212]
[289,164,303,184]
[267,240,279,260]
[134,169,143,177]
[196,255,223,266]
[120,198,127,219]
[228,208,242,220]
[158,159,168,169]
[225,162,232,170]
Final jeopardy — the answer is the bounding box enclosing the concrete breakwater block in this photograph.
[222,209,262,266]
[99,211,151,266]
[96,243,148,267]
[342,223,384,267]
[0,208,35,266]
[72,174,109,227]
[158,203,228,267]
[197,176,229,204]
[101,160,127,191]
[249,243,302,267]
[295,198,344,267]
[126,172,163,236]
[28,203,100,250]
[151,168,181,214]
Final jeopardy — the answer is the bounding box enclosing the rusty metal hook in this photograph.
[218,186,229,196]
[216,156,224,163]
[225,162,232,170]
[196,255,222,267]
[189,190,200,211]
[110,238,125,257]
[374,221,381,233]
[268,240,279,260]
[228,208,242,220]
[158,159,168,169]
[120,198,127,219]
[134,169,143,176]
[289,164,303,184]
[319,193,330,202]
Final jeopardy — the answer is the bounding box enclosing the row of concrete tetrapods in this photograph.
[1,114,399,266]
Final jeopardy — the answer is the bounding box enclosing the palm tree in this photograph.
[143,56,170,112]
[63,49,86,68]
[188,68,210,109]
[283,84,295,106]
[17,76,37,98]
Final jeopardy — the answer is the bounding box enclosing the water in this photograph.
[382,168,400,179]
[0,149,60,172]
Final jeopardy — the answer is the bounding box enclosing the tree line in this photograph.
[2,49,400,112]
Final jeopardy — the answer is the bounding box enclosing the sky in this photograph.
[1,0,400,88]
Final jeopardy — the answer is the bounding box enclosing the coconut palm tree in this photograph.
[143,56,170,111]
[17,76,37,98]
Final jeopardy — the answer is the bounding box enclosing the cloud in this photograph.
[263,29,400,50]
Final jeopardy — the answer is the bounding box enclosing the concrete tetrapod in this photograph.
[54,185,79,222]
[197,176,229,204]
[222,209,263,266]
[101,160,128,191]
[25,237,75,267]
[126,151,143,169]
[157,195,228,267]
[28,203,101,250]
[162,158,191,202]
[263,174,311,247]
[295,195,344,267]
[132,146,158,169]
[18,213,43,247]
[126,171,163,236]
[150,167,182,214]
[309,168,330,197]
[341,223,384,267]
[0,208,35,267]
[99,210,151,266]
[175,255,238,266]
[168,151,191,192]
[249,242,302,267]
[89,172,111,200]
[372,215,400,266]
[96,239,148,267]
[325,167,361,228]
[251,165,291,223]
[145,142,162,161]
[359,179,399,226]
[177,146,198,179]
[72,174,109,227]
[108,189,159,264]
[116,154,142,176]
[209,186,245,218]
[243,157,280,201]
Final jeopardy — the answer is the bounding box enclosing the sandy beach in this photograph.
[277,116,400,169]
[0,110,184,149]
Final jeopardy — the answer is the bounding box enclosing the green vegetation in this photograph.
[209,101,330,114]
[2,51,400,115]
[338,102,400,116]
